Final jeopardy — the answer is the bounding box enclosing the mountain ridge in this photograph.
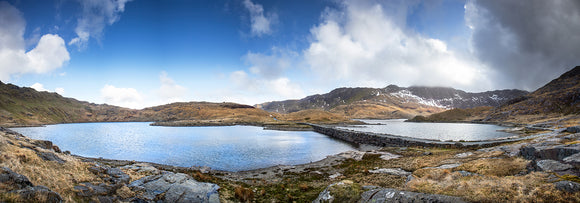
[258,85,528,119]
[484,66,580,123]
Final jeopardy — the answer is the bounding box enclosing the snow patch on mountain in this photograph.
[390,90,449,109]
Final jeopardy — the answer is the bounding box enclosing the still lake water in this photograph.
[11,122,357,171]
[338,119,514,141]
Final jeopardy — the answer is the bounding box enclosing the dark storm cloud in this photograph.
[467,0,580,90]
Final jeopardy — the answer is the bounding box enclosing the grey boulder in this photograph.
[129,171,220,203]
[358,188,466,203]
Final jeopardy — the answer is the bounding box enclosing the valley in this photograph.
[0,66,579,202]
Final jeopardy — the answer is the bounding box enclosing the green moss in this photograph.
[559,174,580,183]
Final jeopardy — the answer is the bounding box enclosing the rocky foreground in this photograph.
[1,124,580,202]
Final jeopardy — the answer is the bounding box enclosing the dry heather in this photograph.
[455,157,529,176]
[278,109,354,124]
[408,106,493,122]
[407,171,580,202]
[406,151,579,202]
[330,101,445,119]
[0,133,99,202]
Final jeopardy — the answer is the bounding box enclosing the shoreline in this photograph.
[2,121,578,202]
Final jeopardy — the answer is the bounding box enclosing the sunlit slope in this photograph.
[0,81,139,126]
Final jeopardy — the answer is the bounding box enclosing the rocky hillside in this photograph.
[258,85,527,119]
[0,81,141,126]
[485,66,580,123]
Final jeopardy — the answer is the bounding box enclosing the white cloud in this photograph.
[156,71,187,103]
[227,70,304,104]
[29,83,65,95]
[30,83,48,92]
[55,87,65,95]
[243,47,298,79]
[69,0,133,49]
[0,2,70,81]
[100,84,143,108]
[304,0,490,91]
[242,0,277,36]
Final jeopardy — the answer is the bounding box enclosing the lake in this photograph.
[338,119,514,141]
[11,122,357,171]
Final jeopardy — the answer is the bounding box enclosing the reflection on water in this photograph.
[12,122,357,171]
[339,119,514,141]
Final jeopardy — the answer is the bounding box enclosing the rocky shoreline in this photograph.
[1,122,580,202]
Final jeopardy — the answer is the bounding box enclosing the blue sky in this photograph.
[1,0,579,109]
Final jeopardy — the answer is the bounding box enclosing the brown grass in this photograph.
[278,109,353,124]
[0,143,99,202]
[456,157,529,176]
[408,172,580,202]
[408,106,493,122]
[407,153,577,202]
[234,185,254,202]
[330,101,445,119]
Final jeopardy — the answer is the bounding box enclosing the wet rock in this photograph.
[337,150,366,161]
[121,163,160,174]
[368,168,411,177]
[520,144,580,161]
[554,181,580,193]
[88,164,130,185]
[329,172,343,179]
[479,143,526,157]
[562,133,580,140]
[563,153,580,167]
[105,168,130,185]
[427,163,461,169]
[128,171,220,203]
[37,151,66,163]
[97,196,116,203]
[367,151,401,161]
[74,182,111,197]
[359,188,467,203]
[0,167,33,189]
[536,160,573,172]
[456,171,480,177]
[455,152,474,158]
[565,126,580,133]
[11,185,63,203]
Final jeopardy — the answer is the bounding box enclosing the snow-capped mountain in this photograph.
[258,85,528,118]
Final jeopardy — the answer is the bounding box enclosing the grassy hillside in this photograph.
[0,81,358,128]
[485,66,580,124]
[146,103,359,129]
[0,81,140,126]
[407,106,493,122]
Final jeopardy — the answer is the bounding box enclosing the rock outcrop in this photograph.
[0,167,63,202]
[358,188,467,203]
[128,172,220,203]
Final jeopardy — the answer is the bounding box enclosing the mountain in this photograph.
[0,81,141,126]
[0,82,353,127]
[139,102,273,123]
[258,85,528,119]
[485,66,580,123]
